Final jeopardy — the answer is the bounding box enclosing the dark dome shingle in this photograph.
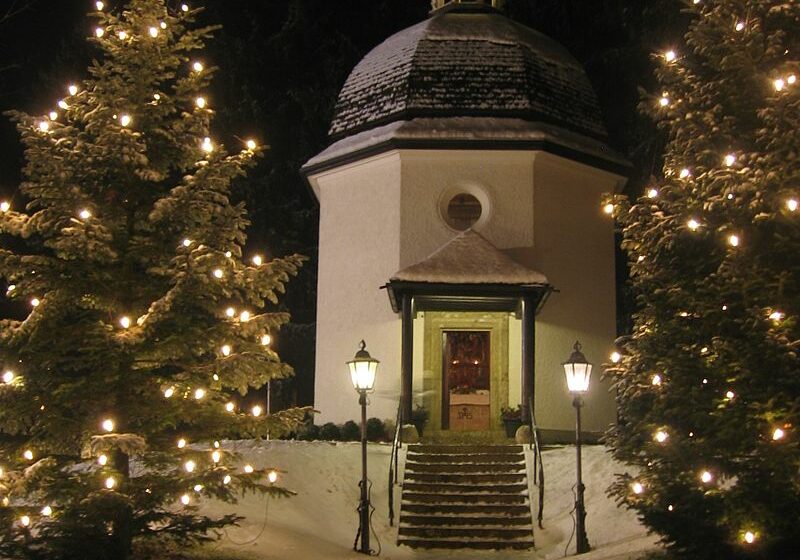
[329,3,607,141]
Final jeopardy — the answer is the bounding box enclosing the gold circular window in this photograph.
[444,193,482,231]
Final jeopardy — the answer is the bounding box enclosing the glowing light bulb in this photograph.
[49,110,57,120]
[30,298,40,307]
[668,504,674,511]
[160,21,167,29]
[182,4,189,12]
[728,234,740,247]
[260,334,271,346]
[102,418,114,432]
[239,311,250,322]
[700,470,713,483]
[726,390,735,399]
[212,450,221,463]
[149,27,159,38]
[225,307,235,318]
[95,1,104,9]
[164,387,175,398]
[268,470,278,484]
[724,154,736,166]
[788,75,797,85]
[252,405,263,417]
[221,344,231,356]
[6,284,14,293]
[214,440,220,448]
[177,438,186,449]
[244,464,254,474]
[225,402,235,412]
[652,374,662,386]
[24,449,33,460]
[201,137,213,153]
[655,430,668,443]
[744,531,756,544]
[601,202,614,215]
[79,208,92,220]
[664,50,676,62]
[786,199,798,212]
[213,268,223,279]
[119,316,131,329]
[772,427,785,440]
[679,168,691,179]
[184,460,196,473]
[735,21,745,31]
[153,93,161,101]
[180,494,190,505]
[95,27,105,38]
[609,351,621,364]
[68,84,78,96]
[20,515,30,527]
[774,78,786,91]
[58,99,68,110]
[41,505,52,517]
[632,482,644,494]
[3,370,14,384]
[223,474,232,484]
[192,61,203,72]
[252,254,263,266]
[637,255,645,263]
[98,454,108,466]
[194,388,205,400]
[212,374,219,382]
[118,30,128,40]
[38,121,50,132]
[246,139,257,150]
[195,97,206,109]
[0,201,10,212]
[769,311,784,321]
[119,114,131,127]
[647,188,658,198]
[687,219,700,231]
[105,476,116,489]
[722,305,728,311]
[702,378,708,384]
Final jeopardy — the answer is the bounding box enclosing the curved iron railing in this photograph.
[388,402,403,526]
[529,397,545,529]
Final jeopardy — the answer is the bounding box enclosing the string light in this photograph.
[225,251,232,258]
[225,307,235,318]
[6,284,14,293]
[632,482,644,494]
[184,460,196,473]
[118,31,128,40]
[610,351,621,363]
[637,255,645,263]
[95,27,105,38]
[30,297,41,307]
[79,208,92,220]
[195,97,206,109]
[213,268,223,278]
[239,311,250,322]
[98,454,108,466]
[664,50,676,62]
[655,430,669,443]
[68,84,78,96]
[181,4,189,12]
[223,474,232,484]
[700,470,713,483]
[149,27,159,38]
[105,476,116,489]
[0,201,9,212]
[38,121,50,132]
[687,219,700,231]
[246,139,257,150]
[268,470,278,484]
[252,254,263,266]
[743,531,756,544]
[679,168,691,179]
[95,1,104,10]
[774,78,785,91]
[153,93,161,101]
[726,390,735,399]
[652,374,662,386]
[668,504,674,511]
[212,450,221,463]
[769,311,784,321]
[48,110,57,120]
[24,449,33,460]
[214,440,220,448]
[786,199,798,212]
[201,137,214,153]
[58,99,68,110]
[702,378,708,384]
[647,188,658,198]
[260,334,271,346]
[160,21,167,29]
[602,203,614,215]
[252,405,263,417]
[735,21,745,31]
[772,427,785,441]
[659,94,670,107]
[3,370,14,383]
[119,114,131,127]
[212,373,219,381]
[192,61,204,72]
[180,494,190,505]
[724,154,736,166]
[41,506,53,517]
[102,418,114,432]
[789,75,797,85]
[194,388,205,400]
[177,438,187,449]
[119,316,131,329]
[193,484,203,492]
[20,515,31,527]
[221,344,231,356]
[728,234,740,247]
[225,402,235,412]
[164,387,175,398]
[244,464,254,473]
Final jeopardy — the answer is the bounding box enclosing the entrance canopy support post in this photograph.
[401,294,414,425]
[520,295,535,421]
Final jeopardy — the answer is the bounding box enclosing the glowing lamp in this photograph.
[195,97,206,109]
[119,114,131,127]
[563,341,592,394]
[213,268,223,278]
[744,531,756,544]
[347,340,379,393]
[252,405,263,417]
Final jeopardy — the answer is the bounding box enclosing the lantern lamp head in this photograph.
[563,340,592,394]
[347,340,379,393]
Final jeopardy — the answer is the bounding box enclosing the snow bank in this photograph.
[201,440,659,559]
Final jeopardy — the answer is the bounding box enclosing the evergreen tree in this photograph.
[606,1,800,558]
[0,1,305,558]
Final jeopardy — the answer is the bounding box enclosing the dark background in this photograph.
[0,0,686,409]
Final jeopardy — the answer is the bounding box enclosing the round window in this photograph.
[444,193,482,231]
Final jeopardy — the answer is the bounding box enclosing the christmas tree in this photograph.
[0,1,306,558]
[605,0,800,558]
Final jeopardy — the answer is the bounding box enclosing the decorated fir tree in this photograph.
[0,1,305,558]
[606,0,800,558]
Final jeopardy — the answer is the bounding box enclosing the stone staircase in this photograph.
[398,443,535,550]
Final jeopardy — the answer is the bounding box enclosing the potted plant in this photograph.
[410,404,429,437]
[500,405,524,438]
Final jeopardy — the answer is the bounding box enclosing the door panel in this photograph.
[442,331,490,431]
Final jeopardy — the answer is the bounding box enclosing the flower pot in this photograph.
[503,418,523,438]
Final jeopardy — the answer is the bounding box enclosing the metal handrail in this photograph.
[529,397,544,529]
[388,402,403,526]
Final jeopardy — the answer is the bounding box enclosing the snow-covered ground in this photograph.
[201,441,660,560]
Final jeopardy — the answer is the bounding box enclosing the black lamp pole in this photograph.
[356,389,370,554]
[573,395,590,554]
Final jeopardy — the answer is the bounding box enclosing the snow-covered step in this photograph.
[407,452,524,464]
[397,537,535,550]
[406,472,526,484]
[400,514,532,527]
[402,491,528,505]
[401,503,532,516]
[405,461,525,474]
[399,526,534,540]
[403,481,528,494]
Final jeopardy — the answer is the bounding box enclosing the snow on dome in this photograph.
[329,2,607,142]
[391,229,548,285]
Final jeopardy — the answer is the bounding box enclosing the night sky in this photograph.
[0,0,685,407]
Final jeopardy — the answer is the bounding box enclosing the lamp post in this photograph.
[347,340,379,555]
[563,340,592,555]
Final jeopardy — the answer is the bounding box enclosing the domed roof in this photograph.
[329,2,607,141]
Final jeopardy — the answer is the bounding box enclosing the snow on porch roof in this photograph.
[390,229,548,286]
